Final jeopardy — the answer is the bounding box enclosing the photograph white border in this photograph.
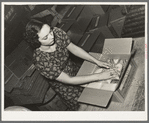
[1,2,148,121]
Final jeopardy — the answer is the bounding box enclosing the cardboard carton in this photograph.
[108,6,126,37]
[77,38,133,107]
[56,20,75,32]
[78,29,101,52]
[62,5,84,21]
[108,16,126,37]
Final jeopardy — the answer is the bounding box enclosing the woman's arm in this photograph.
[67,42,110,68]
[56,70,117,85]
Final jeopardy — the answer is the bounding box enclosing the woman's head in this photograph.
[25,19,54,49]
[37,24,55,46]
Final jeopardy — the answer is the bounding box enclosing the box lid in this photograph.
[78,87,113,107]
[102,38,132,55]
[102,38,132,59]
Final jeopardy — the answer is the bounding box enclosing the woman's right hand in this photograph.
[96,69,119,81]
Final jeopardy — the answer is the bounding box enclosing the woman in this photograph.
[25,19,118,110]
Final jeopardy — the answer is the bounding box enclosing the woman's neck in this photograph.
[39,44,56,52]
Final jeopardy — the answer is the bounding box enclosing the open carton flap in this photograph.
[77,60,96,76]
[78,88,113,107]
[102,38,133,59]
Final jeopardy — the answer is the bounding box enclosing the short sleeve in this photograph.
[53,27,71,48]
[36,62,62,80]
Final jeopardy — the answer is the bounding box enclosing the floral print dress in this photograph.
[33,27,84,110]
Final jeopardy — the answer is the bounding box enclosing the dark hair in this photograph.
[24,19,44,49]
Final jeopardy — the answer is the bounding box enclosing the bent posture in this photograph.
[25,19,117,110]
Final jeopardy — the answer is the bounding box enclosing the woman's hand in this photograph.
[96,69,119,81]
[96,60,111,69]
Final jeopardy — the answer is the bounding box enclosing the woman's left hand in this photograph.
[96,60,111,69]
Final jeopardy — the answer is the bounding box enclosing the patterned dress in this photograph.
[33,27,84,110]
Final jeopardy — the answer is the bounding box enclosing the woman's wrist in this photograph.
[94,73,101,81]
[95,60,101,67]
[91,57,99,65]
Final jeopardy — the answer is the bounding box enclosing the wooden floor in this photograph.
[78,37,145,111]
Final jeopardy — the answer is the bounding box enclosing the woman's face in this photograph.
[38,24,54,46]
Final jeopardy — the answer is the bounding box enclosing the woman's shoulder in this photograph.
[53,27,66,35]
[53,27,62,31]
[33,48,43,57]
